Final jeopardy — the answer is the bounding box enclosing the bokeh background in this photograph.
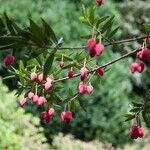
[0,0,150,149]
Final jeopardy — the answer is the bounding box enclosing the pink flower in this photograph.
[80,67,88,81]
[137,48,150,60]
[41,111,47,120]
[45,114,52,123]
[48,108,55,117]
[28,92,34,100]
[88,38,96,57]
[65,111,73,124]
[38,96,46,106]
[130,62,144,74]
[97,67,105,76]
[86,84,94,94]
[4,54,15,66]
[137,127,144,138]
[78,82,87,94]
[61,112,66,122]
[45,82,52,91]
[30,72,37,81]
[38,73,44,83]
[68,68,74,78]
[46,77,54,83]
[95,44,104,56]
[32,95,39,104]
[59,61,64,68]
[20,98,26,107]
[96,0,103,6]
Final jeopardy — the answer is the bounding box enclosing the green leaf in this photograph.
[71,101,75,112]
[77,96,87,112]
[0,43,16,50]
[81,5,87,18]
[15,87,24,97]
[143,23,150,31]
[129,107,141,112]
[43,51,55,79]
[101,16,115,34]
[96,16,109,28]
[132,101,143,107]
[42,18,57,43]
[124,113,135,122]
[4,12,16,35]
[142,110,150,127]
[80,34,92,39]
[89,6,96,25]
[107,26,119,39]
[29,19,44,44]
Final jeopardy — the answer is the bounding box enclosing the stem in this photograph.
[43,35,150,50]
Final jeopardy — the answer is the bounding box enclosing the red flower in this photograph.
[88,38,96,57]
[4,54,15,66]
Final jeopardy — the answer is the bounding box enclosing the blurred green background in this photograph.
[0,0,150,149]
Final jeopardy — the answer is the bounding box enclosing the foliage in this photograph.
[0,77,50,150]
[0,0,150,148]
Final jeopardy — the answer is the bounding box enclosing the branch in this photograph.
[54,48,140,83]
[44,35,150,50]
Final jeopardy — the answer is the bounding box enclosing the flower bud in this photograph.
[96,0,103,6]
[46,77,54,83]
[38,96,46,106]
[137,48,150,60]
[65,111,73,124]
[20,98,26,107]
[28,92,34,100]
[137,63,144,73]
[95,44,104,56]
[4,54,15,66]
[78,82,87,94]
[30,72,37,81]
[59,61,64,68]
[88,38,96,57]
[61,112,66,122]
[68,68,74,78]
[80,67,88,81]
[38,73,44,83]
[45,82,52,91]
[138,127,144,138]
[32,95,39,104]
[48,108,55,117]
[41,111,47,120]
[86,84,94,94]
[97,67,105,76]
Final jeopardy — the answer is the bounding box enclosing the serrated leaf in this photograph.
[43,51,55,79]
[101,16,115,34]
